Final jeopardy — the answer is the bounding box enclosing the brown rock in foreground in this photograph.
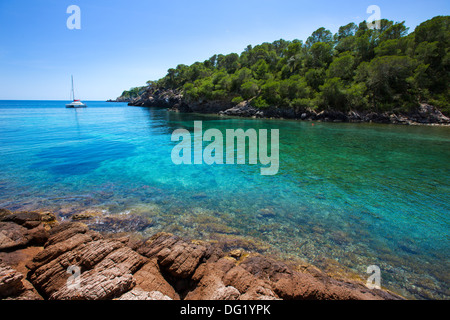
[0,263,42,300]
[0,209,404,301]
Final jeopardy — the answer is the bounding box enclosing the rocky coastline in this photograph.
[0,208,404,301]
[125,88,450,126]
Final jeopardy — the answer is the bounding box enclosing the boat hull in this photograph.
[66,103,87,108]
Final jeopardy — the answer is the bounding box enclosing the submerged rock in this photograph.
[0,209,12,220]
[2,212,42,229]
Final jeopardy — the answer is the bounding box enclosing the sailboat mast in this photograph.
[71,75,75,101]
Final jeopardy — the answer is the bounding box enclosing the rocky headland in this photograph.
[124,87,450,126]
[0,208,404,301]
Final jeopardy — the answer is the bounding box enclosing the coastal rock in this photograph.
[411,103,450,124]
[220,101,259,117]
[0,221,47,251]
[45,222,92,246]
[2,212,42,229]
[0,209,12,220]
[137,233,209,279]
[185,258,236,300]
[50,267,136,300]
[28,239,127,297]
[210,286,241,300]
[49,247,147,300]
[237,256,402,300]
[69,210,153,234]
[128,87,183,108]
[71,210,102,221]
[186,255,279,301]
[222,264,278,300]
[118,289,172,300]
[26,225,49,246]
[125,84,449,125]
[39,211,57,223]
[0,263,42,300]
[0,263,25,298]
[133,258,180,300]
[0,211,407,301]
[239,256,292,282]
[0,223,30,251]
[27,233,97,271]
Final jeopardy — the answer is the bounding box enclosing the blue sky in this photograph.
[0,0,448,100]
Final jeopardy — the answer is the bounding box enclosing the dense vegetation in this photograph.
[122,16,449,115]
[119,86,146,100]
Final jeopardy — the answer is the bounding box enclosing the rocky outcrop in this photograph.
[217,101,450,125]
[107,97,133,103]
[0,209,405,301]
[118,289,172,300]
[0,212,49,251]
[128,87,183,108]
[125,85,449,125]
[0,263,42,300]
[133,258,180,300]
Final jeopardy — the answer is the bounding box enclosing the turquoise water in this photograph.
[0,100,449,299]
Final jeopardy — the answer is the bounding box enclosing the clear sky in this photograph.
[0,0,448,100]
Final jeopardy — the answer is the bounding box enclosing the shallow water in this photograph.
[0,100,449,299]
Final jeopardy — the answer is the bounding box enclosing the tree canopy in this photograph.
[122,16,449,115]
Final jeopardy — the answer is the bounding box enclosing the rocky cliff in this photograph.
[0,208,403,301]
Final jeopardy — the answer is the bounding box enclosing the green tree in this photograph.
[327,53,355,81]
[306,27,333,47]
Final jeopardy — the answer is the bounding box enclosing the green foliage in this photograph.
[327,53,356,81]
[319,78,348,111]
[231,96,244,104]
[120,86,146,99]
[126,16,449,115]
[240,80,259,100]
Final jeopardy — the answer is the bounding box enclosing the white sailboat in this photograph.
[66,75,87,108]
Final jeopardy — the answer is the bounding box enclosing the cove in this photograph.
[0,101,448,300]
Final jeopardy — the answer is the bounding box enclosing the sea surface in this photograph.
[0,100,449,299]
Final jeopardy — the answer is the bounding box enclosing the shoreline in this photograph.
[0,208,404,301]
[119,88,450,127]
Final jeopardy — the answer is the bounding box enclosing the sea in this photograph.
[0,100,448,299]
